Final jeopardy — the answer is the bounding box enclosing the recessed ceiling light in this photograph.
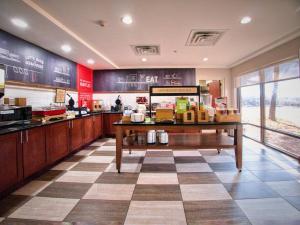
[11,18,28,28]
[141,58,147,62]
[61,44,72,53]
[240,16,252,24]
[121,15,133,25]
[203,57,208,62]
[87,59,95,64]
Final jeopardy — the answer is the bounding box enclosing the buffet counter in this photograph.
[0,111,122,197]
[114,121,243,173]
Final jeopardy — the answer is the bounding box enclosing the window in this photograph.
[264,79,300,136]
[237,58,300,158]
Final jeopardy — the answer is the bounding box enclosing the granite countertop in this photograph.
[0,111,123,136]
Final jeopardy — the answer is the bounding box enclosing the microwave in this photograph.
[0,105,32,122]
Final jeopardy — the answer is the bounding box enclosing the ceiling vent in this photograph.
[186,30,226,46]
[131,45,160,55]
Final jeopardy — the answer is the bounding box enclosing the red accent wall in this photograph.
[77,64,93,108]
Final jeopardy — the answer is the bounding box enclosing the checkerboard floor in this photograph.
[1,137,300,225]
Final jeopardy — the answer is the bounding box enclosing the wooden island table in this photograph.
[114,121,243,173]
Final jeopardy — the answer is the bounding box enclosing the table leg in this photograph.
[234,124,243,172]
[115,126,123,173]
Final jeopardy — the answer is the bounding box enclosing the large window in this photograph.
[237,58,300,158]
[240,85,261,141]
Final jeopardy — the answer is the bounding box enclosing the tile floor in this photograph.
[0,137,300,225]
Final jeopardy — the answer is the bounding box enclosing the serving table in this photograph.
[114,121,243,173]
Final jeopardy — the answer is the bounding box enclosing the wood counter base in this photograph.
[114,122,243,173]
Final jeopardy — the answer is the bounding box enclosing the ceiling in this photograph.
[0,0,300,70]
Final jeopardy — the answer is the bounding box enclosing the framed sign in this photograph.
[55,89,66,103]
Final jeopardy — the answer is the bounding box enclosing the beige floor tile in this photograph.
[56,171,102,183]
[81,156,114,163]
[173,151,201,157]
[236,198,300,225]
[125,201,187,225]
[105,163,142,173]
[143,157,174,164]
[203,155,235,163]
[176,163,212,172]
[180,184,232,201]
[8,197,79,221]
[51,162,78,170]
[137,173,178,184]
[96,146,116,151]
[75,150,94,156]
[83,183,135,200]
[123,151,146,157]
[13,181,52,196]
[215,171,260,183]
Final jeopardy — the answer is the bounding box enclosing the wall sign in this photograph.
[93,68,195,92]
[55,89,66,103]
[77,64,93,108]
[0,29,76,89]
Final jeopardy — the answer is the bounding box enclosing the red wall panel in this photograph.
[77,64,93,108]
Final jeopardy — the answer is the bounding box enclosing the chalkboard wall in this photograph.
[0,29,76,89]
[93,68,195,92]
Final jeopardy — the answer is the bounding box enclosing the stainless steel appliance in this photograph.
[147,130,156,144]
[0,105,32,127]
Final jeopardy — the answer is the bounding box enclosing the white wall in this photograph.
[2,85,78,108]
[196,68,232,106]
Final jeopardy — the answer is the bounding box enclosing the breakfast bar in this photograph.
[114,121,243,173]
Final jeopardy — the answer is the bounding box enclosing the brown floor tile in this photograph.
[36,170,66,181]
[64,155,86,162]
[132,184,182,201]
[174,156,206,163]
[113,157,144,164]
[0,195,31,217]
[251,170,296,182]
[103,142,116,146]
[178,172,221,184]
[70,163,109,172]
[184,200,251,225]
[141,164,176,173]
[224,182,279,199]
[65,199,129,225]
[96,172,139,184]
[90,151,115,156]
[145,150,173,157]
[37,182,92,199]
[0,218,63,225]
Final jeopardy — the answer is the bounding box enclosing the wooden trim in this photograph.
[6,80,77,92]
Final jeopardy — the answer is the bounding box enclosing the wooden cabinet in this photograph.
[93,114,102,139]
[0,132,22,194]
[70,119,83,152]
[46,121,69,164]
[22,126,46,178]
[83,116,94,144]
[103,113,122,137]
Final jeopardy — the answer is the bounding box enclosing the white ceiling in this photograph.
[0,0,300,69]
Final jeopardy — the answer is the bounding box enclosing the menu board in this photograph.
[0,29,76,89]
[93,68,195,92]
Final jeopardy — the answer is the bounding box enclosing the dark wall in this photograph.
[0,29,76,89]
[93,68,196,92]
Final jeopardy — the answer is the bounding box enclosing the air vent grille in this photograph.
[186,30,225,46]
[131,45,160,55]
